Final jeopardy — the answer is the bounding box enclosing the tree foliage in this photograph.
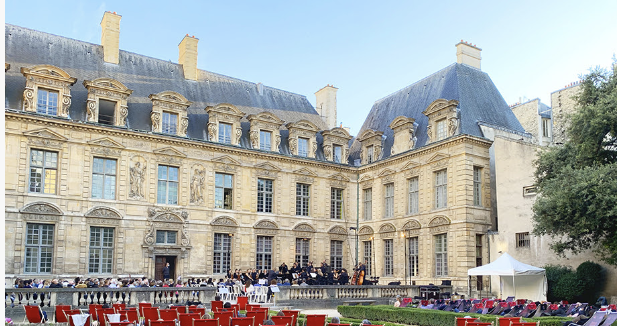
[533,62,617,266]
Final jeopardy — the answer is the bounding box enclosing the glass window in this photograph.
[213,233,232,274]
[330,240,343,269]
[218,122,232,144]
[516,232,530,248]
[473,167,482,206]
[330,188,343,219]
[435,170,447,208]
[157,165,179,205]
[296,183,310,216]
[215,173,234,209]
[333,145,343,163]
[363,241,372,277]
[542,118,551,138]
[367,145,374,163]
[156,230,177,244]
[36,89,58,115]
[256,236,273,270]
[257,179,273,213]
[162,112,178,134]
[298,138,309,157]
[98,99,116,125]
[436,119,447,140]
[384,239,393,276]
[295,238,310,267]
[408,177,419,214]
[24,224,54,274]
[89,227,114,274]
[92,158,116,200]
[29,149,58,194]
[363,188,372,221]
[259,130,272,151]
[435,233,448,277]
[408,237,419,277]
[384,183,394,218]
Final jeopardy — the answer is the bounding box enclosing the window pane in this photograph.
[93,157,104,174]
[168,167,179,181]
[168,182,178,205]
[157,180,167,204]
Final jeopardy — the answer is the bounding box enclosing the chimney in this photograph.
[100,11,121,64]
[455,40,482,70]
[179,34,199,81]
[315,84,338,129]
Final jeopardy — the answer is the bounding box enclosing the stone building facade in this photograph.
[5,15,527,292]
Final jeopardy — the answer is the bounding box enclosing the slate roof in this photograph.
[4,24,332,160]
[349,63,526,163]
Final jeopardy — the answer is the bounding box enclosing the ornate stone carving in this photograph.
[423,99,459,144]
[357,129,384,164]
[180,117,189,136]
[151,111,161,132]
[328,225,348,235]
[20,65,77,118]
[358,226,374,235]
[402,219,421,230]
[235,127,243,145]
[28,137,63,149]
[129,158,146,200]
[323,144,332,161]
[85,207,122,219]
[426,124,433,143]
[211,216,239,227]
[289,137,297,155]
[207,121,217,141]
[275,134,281,151]
[429,215,451,227]
[149,91,192,137]
[250,128,259,149]
[312,141,318,157]
[190,167,205,204]
[91,147,121,157]
[254,220,279,229]
[293,223,316,233]
[247,112,285,152]
[144,207,190,247]
[205,103,245,145]
[148,207,188,221]
[83,78,133,125]
[379,223,396,233]
[20,202,63,215]
[448,117,459,136]
[286,120,320,158]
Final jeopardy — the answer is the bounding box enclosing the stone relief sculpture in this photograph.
[235,127,242,145]
[207,122,217,141]
[190,168,205,204]
[180,117,189,136]
[323,144,332,161]
[448,117,459,136]
[275,134,281,151]
[426,124,433,143]
[151,111,161,132]
[250,129,259,148]
[129,161,146,199]
[312,141,317,157]
[289,138,297,155]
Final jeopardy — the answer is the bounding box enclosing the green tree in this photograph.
[533,62,617,266]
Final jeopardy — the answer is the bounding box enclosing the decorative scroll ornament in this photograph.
[250,128,260,149]
[144,207,190,246]
[151,111,161,132]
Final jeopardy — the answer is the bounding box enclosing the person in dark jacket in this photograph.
[163,263,170,281]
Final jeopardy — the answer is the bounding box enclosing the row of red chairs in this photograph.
[456,317,539,326]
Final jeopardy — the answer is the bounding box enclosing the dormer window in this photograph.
[149,91,191,137]
[367,145,374,163]
[286,120,320,158]
[322,127,352,164]
[84,78,133,126]
[247,111,285,153]
[333,145,342,163]
[219,122,233,144]
[357,129,384,165]
[21,64,77,118]
[206,104,245,146]
[260,130,272,150]
[298,138,309,157]
[423,99,459,145]
[162,112,178,134]
[98,99,116,125]
[37,89,58,115]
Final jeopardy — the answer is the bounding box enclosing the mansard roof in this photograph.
[349,63,526,162]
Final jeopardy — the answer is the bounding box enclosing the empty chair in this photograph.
[497,317,520,326]
[282,310,300,326]
[55,304,72,323]
[212,301,224,312]
[231,316,255,326]
[150,321,176,326]
[119,310,139,323]
[140,303,153,318]
[214,311,234,326]
[456,317,478,326]
[173,306,188,314]
[89,304,103,322]
[253,307,269,316]
[160,309,179,320]
[24,305,46,324]
[110,322,133,326]
[113,304,126,313]
[179,313,202,326]
[194,319,219,326]
[247,311,267,326]
[305,315,327,326]
[237,296,248,310]
[143,307,161,323]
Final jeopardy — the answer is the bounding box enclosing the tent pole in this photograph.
[468,276,471,299]
[513,274,516,300]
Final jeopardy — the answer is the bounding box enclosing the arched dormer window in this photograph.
[21,65,77,118]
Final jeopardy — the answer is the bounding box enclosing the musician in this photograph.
[339,269,349,285]
[357,262,366,285]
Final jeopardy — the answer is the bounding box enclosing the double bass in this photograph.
[357,262,365,285]
[351,268,358,285]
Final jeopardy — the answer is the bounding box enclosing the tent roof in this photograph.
[468,253,545,276]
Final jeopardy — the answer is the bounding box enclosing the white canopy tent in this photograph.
[468,253,547,301]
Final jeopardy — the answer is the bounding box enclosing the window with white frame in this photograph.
[542,118,551,138]
[330,188,344,219]
[213,233,232,274]
[257,179,273,213]
[408,177,419,214]
[333,145,343,163]
[473,167,482,206]
[295,238,310,267]
[436,119,447,141]
[435,233,448,277]
[363,240,372,276]
[256,236,273,270]
[298,137,309,157]
[156,230,177,244]
[296,183,310,216]
[92,158,116,200]
[218,122,233,144]
[408,236,419,277]
[367,145,374,163]
[259,130,272,151]
[37,89,59,115]
[162,111,178,135]
[25,223,54,274]
[157,165,179,205]
[363,188,372,221]
[384,239,393,276]
[385,183,394,218]
[435,169,447,208]
[330,240,343,269]
[89,227,114,274]
[215,173,233,209]
[29,149,58,194]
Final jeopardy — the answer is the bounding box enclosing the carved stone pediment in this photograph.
[255,162,281,178]
[403,160,421,170]
[293,223,316,233]
[402,219,421,230]
[144,207,190,247]
[205,103,245,117]
[426,152,450,164]
[389,116,415,130]
[24,128,68,141]
[359,226,374,235]
[359,174,373,182]
[328,225,348,235]
[154,147,187,157]
[293,168,317,176]
[329,173,350,188]
[212,155,241,166]
[88,137,125,149]
[329,173,350,182]
[211,216,239,227]
[389,116,417,155]
[85,207,122,219]
[423,99,459,117]
[429,215,451,227]
[20,202,63,215]
[357,129,383,142]
[246,111,285,125]
[378,168,395,177]
[255,162,281,171]
[254,220,279,229]
[148,207,188,222]
[379,169,396,184]
[379,223,396,233]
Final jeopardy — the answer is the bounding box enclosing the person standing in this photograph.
[163,263,170,282]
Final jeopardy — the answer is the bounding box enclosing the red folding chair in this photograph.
[65,310,90,326]
[237,296,248,310]
[110,322,132,326]
[231,305,240,316]
[24,305,46,324]
[246,311,267,326]
[246,304,261,312]
[271,316,293,326]
[497,317,521,326]
[89,304,103,322]
[55,304,72,323]
[456,317,478,326]
[143,307,161,323]
[305,315,327,326]
[113,304,126,313]
[160,309,179,321]
[231,317,255,326]
[194,319,219,326]
[253,307,268,315]
[211,301,224,312]
[179,313,201,326]
[140,303,153,318]
[467,323,493,326]
[173,306,188,314]
[119,310,139,323]
[511,323,539,326]
[189,307,207,318]
[328,324,351,326]
[97,308,116,325]
[150,321,176,326]
[214,311,234,326]
[281,310,299,326]
[516,299,526,305]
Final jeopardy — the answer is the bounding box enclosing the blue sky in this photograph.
[5,0,617,135]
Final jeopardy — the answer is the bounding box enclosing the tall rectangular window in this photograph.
[435,233,448,277]
[516,232,530,248]
[363,188,372,221]
[295,238,310,267]
[213,233,232,274]
[542,118,551,138]
[384,183,394,218]
[408,177,419,214]
[89,227,114,274]
[259,130,272,150]
[295,183,310,216]
[29,149,58,194]
[298,138,309,157]
[330,188,343,219]
[435,169,447,208]
[408,237,419,277]
[215,173,233,209]
[363,241,372,276]
[162,112,178,134]
[256,236,273,270]
[473,167,482,206]
[257,179,274,213]
[98,99,116,125]
[436,119,447,140]
[24,224,54,274]
[333,145,343,163]
[367,145,374,163]
[330,240,343,269]
[218,122,232,144]
[157,165,179,205]
[384,239,393,276]
[37,89,58,115]
[156,230,177,244]
[92,158,116,199]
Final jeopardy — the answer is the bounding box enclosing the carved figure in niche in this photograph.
[129,161,146,199]
[250,129,259,148]
[190,168,205,204]
[289,138,297,155]
[359,148,364,163]
[426,124,433,142]
[275,134,281,151]
[323,144,332,160]
[86,100,96,121]
[151,111,161,131]
[448,117,458,136]
[235,127,242,144]
[180,118,189,135]
[312,141,317,157]
[410,136,417,149]
[207,123,217,141]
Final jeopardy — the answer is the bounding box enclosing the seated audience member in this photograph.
[394,295,402,307]
[361,320,372,326]
[331,317,341,324]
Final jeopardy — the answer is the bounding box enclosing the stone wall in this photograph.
[551,84,581,145]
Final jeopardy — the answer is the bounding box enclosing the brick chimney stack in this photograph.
[101,11,121,64]
[456,40,482,70]
[179,35,199,81]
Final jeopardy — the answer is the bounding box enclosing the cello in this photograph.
[357,262,365,285]
[351,268,358,285]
